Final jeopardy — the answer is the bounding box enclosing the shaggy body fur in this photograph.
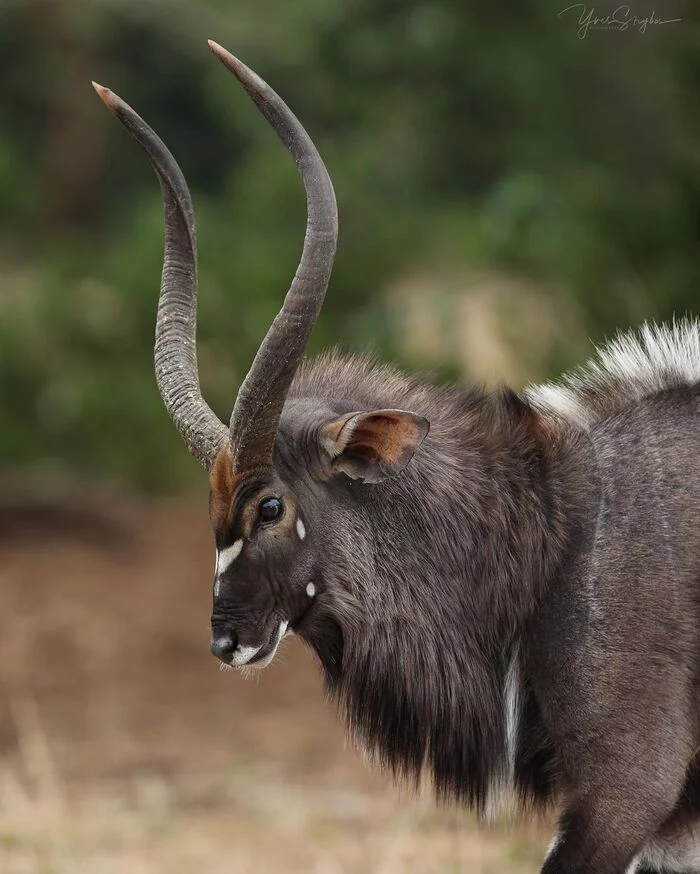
[262,320,700,874]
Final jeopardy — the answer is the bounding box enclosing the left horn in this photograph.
[208,41,338,474]
[92,81,229,470]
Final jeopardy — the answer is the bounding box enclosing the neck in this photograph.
[305,385,587,809]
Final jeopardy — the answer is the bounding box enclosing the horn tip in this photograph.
[207,40,266,95]
[92,81,118,112]
[207,39,233,65]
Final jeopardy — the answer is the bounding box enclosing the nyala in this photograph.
[94,41,700,874]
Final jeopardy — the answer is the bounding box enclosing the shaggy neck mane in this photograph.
[291,351,580,810]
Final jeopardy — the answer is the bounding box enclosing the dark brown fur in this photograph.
[210,333,700,874]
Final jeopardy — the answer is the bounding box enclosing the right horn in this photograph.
[208,41,338,475]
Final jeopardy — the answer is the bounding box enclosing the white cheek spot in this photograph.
[214,578,221,598]
[216,539,243,576]
[306,582,316,598]
[296,518,306,540]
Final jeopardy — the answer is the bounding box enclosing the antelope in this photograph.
[93,41,700,874]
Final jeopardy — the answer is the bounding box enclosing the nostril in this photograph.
[210,632,237,662]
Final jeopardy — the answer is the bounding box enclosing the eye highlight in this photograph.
[258,496,284,525]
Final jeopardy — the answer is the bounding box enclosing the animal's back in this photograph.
[527,321,700,809]
[589,383,700,666]
[528,318,700,626]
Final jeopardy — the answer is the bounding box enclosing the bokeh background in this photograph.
[0,0,697,871]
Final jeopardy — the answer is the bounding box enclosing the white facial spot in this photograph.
[306,582,316,598]
[216,539,243,576]
[230,644,262,667]
[225,621,290,671]
[245,620,289,670]
[214,578,221,598]
[296,518,306,540]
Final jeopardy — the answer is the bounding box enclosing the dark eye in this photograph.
[258,496,284,525]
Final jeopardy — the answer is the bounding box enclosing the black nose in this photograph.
[210,631,237,663]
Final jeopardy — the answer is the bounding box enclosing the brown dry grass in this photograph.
[0,494,549,873]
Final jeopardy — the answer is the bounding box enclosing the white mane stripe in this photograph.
[504,646,520,781]
[526,319,700,430]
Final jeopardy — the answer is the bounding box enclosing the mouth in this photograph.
[234,619,289,670]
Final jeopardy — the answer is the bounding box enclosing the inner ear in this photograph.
[321,409,429,483]
[209,444,235,529]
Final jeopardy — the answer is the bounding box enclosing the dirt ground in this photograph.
[0,492,550,873]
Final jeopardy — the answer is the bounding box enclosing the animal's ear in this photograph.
[320,409,429,483]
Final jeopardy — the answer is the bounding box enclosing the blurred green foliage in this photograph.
[1,0,698,488]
